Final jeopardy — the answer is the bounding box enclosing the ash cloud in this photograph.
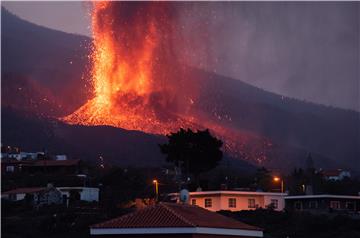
[174,2,359,111]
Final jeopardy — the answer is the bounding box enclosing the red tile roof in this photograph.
[2,187,44,195]
[91,202,261,231]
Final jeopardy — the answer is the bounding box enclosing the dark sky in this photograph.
[3,1,359,111]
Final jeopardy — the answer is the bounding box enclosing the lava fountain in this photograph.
[63,2,197,134]
[63,2,271,164]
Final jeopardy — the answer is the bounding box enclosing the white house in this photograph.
[1,152,44,161]
[2,186,99,204]
[170,190,287,212]
[2,187,44,201]
[57,187,99,202]
[2,184,63,207]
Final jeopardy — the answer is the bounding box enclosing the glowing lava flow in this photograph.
[62,2,271,164]
[63,2,197,135]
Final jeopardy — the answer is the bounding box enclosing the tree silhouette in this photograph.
[159,128,223,184]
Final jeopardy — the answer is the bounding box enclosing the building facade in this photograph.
[57,187,99,203]
[2,184,63,207]
[285,194,360,214]
[171,191,287,212]
[2,186,99,206]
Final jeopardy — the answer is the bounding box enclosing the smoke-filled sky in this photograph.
[3,1,359,111]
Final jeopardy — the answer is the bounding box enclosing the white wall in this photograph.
[80,187,99,202]
[189,192,285,212]
[58,187,99,202]
[263,195,285,211]
[16,193,26,201]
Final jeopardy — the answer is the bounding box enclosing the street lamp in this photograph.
[273,176,284,193]
[153,179,159,202]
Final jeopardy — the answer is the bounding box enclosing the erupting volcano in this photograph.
[63,2,198,134]
[63,2,271,164]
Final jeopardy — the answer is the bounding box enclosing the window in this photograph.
[309,201,318,209]
[271,199,278,209]
[204,198,212,208]
[345,202,355,211]
[330,201,340,209]
[248,199,256,208]
[228,198,236,208]
[191,199,196,205]
[294,201,302,210]
[6,166,15,172]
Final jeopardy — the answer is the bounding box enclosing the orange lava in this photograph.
[63,2,196,135]
[62,2,271,164]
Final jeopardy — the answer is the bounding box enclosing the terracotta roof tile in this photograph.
[91,202,261,231]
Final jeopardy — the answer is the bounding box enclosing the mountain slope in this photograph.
[1,108,257,171]
[183,68,360,168]
[1,8,91,115]
[1,8,359,170]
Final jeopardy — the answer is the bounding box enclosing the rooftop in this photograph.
[2,187,44,195]
[285,194,360,200]
[170,190,287,197]
[322,169,349,177]
[91,202,262,230]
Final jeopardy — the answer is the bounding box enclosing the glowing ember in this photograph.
[63,2,271,164]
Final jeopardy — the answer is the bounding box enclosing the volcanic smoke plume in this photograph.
[63,2,271,164]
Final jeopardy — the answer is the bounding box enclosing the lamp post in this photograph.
[153,179,159,202]
[273,176,284,193]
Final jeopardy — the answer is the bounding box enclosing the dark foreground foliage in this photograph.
[219,209,360,238]
[2,202,133,238]
[3,202,360,238]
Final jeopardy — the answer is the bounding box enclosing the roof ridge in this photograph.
[160,203,197,227]
[91,203,161,228]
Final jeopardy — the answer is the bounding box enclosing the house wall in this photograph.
[58,187,99,202]
[263,195,285,211]
[1,193,26,201]
[35,188,62,206]
[286,198,360,213]
[191,194,222,212]
[80,188,99,202]
[189,193,284,212]
[16,193,26,201]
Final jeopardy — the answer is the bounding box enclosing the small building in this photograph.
[1,158,33,174]
[170,191,287,212]
[57,187,99,203]
[1,151,44,161]
[285,194,360,214]
[2,184,63,207]
[2,187,44,201]
[2,186,98,206]
[90,202,263,237]
[322,169,351,181]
